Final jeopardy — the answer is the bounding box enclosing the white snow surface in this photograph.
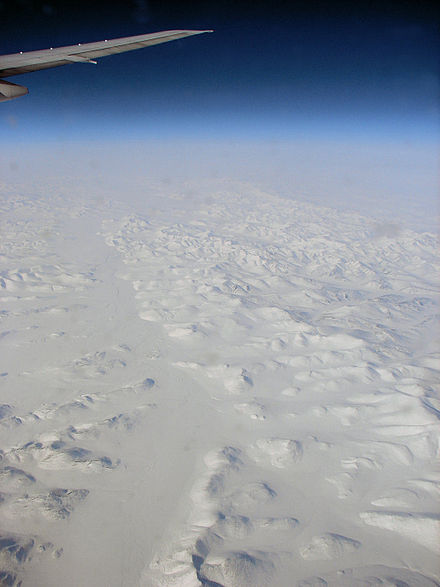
[0,179,439,586]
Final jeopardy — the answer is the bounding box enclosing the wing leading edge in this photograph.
[0,29,212,101]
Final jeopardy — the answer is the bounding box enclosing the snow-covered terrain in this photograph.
[0,178,439,586]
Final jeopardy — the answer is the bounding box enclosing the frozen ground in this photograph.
[0,177,439,586]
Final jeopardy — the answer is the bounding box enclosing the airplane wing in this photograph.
[0,29,212,101]
[0,30,212,77]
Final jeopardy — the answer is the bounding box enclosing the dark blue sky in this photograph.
[1,0,438,143]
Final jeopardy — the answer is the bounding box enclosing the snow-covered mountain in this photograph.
[1,179,438,586]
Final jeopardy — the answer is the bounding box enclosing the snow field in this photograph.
[1,181,439,585]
